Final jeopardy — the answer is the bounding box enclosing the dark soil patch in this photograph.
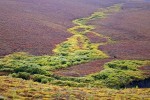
[99,41,150,60]
[0,72,10,76]
[85,32,107,43]
[76,28,86,33]
[139,66,150,70]
[139,66,150,76]
[54,58,113,77]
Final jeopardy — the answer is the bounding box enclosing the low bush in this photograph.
[32,74,47,82]
[3,52,30,60]
[32,74,54,83]
[14,64,46,75]
[0,68,14,72]
[52,80,86,87]
[11,73,18,78]
[41,78,49,84]
[17,72,30,80]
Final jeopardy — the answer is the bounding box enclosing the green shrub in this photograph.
[52,80,86,87]
[17,72,30,80]
[11,73,18,78]
[105,60,146,71]
[60,77,94,83]
[41,78,49,84]
[0,68,14,72]
[91,69,114,80]
[32,74,45,82]
[32,74,53,83]
[3,52,30,61]
[14,64,46,75]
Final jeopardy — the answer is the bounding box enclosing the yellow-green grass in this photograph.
[53,34,108,59]
[67,25,95,35]
[0,76,150,100]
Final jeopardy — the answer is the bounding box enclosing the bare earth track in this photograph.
[54,58,113,77]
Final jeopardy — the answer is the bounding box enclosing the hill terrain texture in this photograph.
[0,0,150,99]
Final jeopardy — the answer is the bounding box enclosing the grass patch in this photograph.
[1,76,150,99]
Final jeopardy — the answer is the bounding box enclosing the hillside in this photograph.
[0,0,150,99]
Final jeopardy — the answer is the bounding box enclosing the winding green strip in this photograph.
[0,4,122,71]
[53,4,122,61]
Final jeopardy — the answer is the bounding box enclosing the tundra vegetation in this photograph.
[0,4,150,99]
